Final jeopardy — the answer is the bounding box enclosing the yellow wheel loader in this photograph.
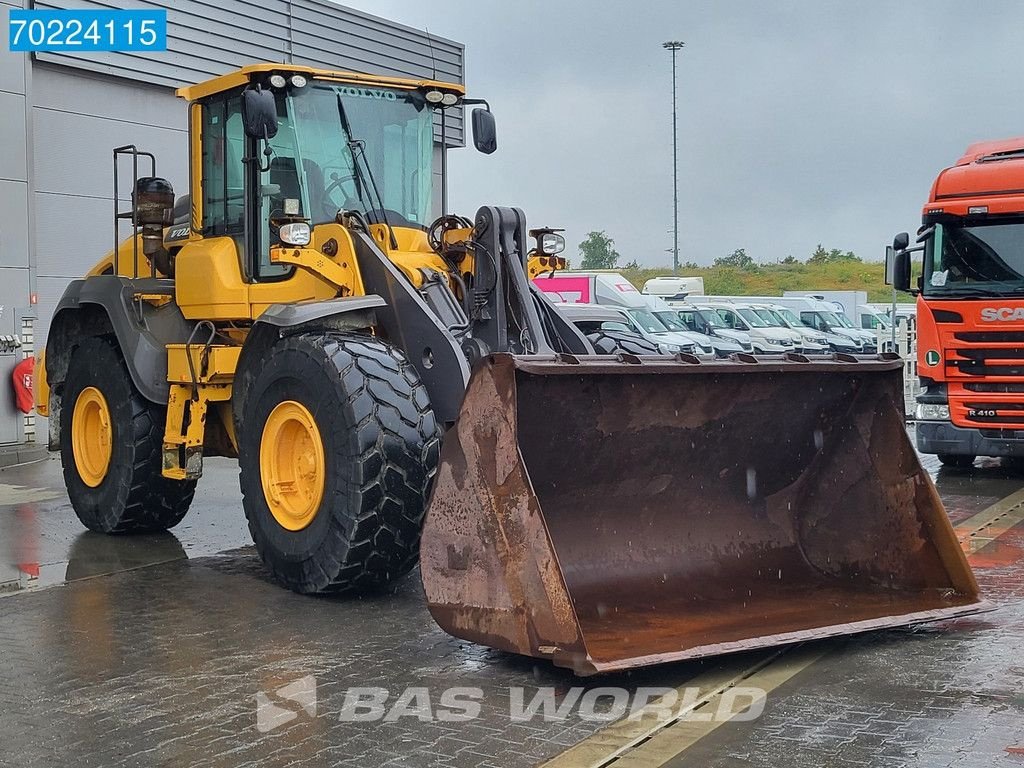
[38,64,985,675]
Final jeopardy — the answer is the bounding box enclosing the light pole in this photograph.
[663,41,684,275]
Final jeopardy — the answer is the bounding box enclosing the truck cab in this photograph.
[893,137,1024,466]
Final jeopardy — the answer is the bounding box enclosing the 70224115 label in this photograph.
[8,9,167,52]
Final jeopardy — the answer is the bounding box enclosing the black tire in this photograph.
[239,332,440,594]
[61,336,196,533]
[586,330,664,356]
[937,453,976,468]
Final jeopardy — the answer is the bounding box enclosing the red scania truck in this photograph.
[893,137,1024,467]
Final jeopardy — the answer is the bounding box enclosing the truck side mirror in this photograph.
[893,249,912,292]
[472,108,497,154]
[892,232,910,251]
[242,88,279,140]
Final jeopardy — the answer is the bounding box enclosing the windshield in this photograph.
[753,309,781,326]
[654,311,689,332]
[628,308,670,333]
[924,220,1024,297]
[696,308,726,328]
[820,311,843,327]
[776,307,807,328]
[266,83,434,228]
[737,308,768,327]
[832,312,854,328]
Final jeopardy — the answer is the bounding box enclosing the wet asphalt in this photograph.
[0,450,1022,767]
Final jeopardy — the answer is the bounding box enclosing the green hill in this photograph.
[619,260,894,302]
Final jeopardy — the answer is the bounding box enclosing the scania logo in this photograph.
[338,86,397,101]
[980,307,1024,322]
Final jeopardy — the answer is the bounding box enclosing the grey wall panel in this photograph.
[0,181,31,269]
[0,268,31,316]
[0,2,27,95]
[0,92,28,182]
[33,0,465,144]
[32,107,187,198]
[31,64,185,129]
[34,275,72,345]
[34,0,462,87]
[34,193,117,279]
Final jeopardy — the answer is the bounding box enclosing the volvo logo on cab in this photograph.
[980,307,1024,322]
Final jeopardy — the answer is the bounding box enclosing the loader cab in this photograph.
[193,74,437,279]
[171,65,471,320]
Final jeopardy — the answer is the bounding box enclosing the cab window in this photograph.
[201,96,245,236]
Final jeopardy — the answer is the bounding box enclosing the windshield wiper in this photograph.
[336,94,398,250]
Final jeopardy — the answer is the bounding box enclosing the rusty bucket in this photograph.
[420,353,986,675]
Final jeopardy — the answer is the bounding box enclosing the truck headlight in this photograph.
[279,222,311,246]
[766,338,784,346]
[659,343,683,353]
[915,403,950,421]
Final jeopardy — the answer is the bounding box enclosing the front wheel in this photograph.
[937,453,976,468]
[239,332,440,594]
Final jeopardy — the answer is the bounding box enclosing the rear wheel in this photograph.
[937,453,976,468]
[239,332,440,594]
[61,336,196,533]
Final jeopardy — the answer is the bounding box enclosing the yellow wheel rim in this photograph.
[72,386,112,487]
[260,400,325,531]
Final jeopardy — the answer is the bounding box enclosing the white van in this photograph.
[698,301,797,355]
[763,296,868,353]
[745,303,829,353]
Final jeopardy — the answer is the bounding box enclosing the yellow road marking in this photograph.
[540,645,826,768]
[955,486,1024,555]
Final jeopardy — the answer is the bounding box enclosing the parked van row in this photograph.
[531,271,892,358]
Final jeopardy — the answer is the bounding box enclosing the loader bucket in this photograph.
[420,353,987,675]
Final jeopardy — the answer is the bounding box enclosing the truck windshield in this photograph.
[653,311,688,331]
[925,220,1024,297]
[627,308,670,333]
[267,83,434,228]
[832,312,854,328]
[737,308,768,327]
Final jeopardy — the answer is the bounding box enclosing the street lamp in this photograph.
[663,40,684,275]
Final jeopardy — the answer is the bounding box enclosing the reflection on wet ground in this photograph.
[0,449,1022,767]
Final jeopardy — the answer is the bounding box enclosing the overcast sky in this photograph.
[343,0,1024,267]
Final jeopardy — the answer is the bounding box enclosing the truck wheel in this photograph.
[937,453,976,468]
[61,336,196,533]
[587,330,663,356]
[239,332,440,594]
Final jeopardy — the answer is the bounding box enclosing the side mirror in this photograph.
[472,108,497,154]
[242,88,279,139]
[892,232,910,251]
[893,249,912,292]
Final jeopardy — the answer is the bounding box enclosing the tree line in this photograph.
[576,231,864,270]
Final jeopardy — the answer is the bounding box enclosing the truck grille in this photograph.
[954,331,1024,343]
[963,382,1024,393]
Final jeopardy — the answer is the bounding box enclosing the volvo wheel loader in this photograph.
[38,64,986,675]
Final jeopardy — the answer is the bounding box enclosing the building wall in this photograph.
[1,0,464,445]
[0,0,32,445]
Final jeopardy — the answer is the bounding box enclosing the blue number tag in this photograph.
[8,9,167,52]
